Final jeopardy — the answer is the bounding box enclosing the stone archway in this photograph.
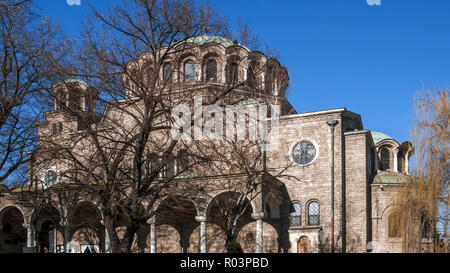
[0,206,26,253]
[205,191,255,253]
[153,196,198,253]
[297,236,311,253]
[69,201,103,253]
[34,205,62,253]
[237,221,279,253]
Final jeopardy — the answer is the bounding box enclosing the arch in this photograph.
[69,200,104,226]
[307,200,320,226]
[380,147,391,171]
[290,202,302,226]
[263,191,280,219]
[163,62,173,83]
[236,221,279,253]
[183,59,196,82]
[297,236,311,253]
[205,191,257,217]
[225,55,240,85]
[397,150,405,173]
[71,227,101,249]
[154,195,200,225]
[201,52,221,82]
[380,204,394,220]
[246,60,260,87]
[31,204,64,228]
[388,212,401,238]
[0,205,26,251]
[156,224,182,253]
[205,58,218,82]
[176,149,190,174]
[146,66,156,85]
[37,219,55,253]
[188,222,226,253]
[29,204,63,228]
[0,205,27,222]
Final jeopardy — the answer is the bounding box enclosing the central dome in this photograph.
[176,35,250,51]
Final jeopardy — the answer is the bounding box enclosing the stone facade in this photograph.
[0,36,417,253]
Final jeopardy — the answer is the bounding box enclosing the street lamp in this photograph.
[327,119,338,253]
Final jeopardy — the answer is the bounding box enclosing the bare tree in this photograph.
[31,0,291,254]
[0,0,66,186]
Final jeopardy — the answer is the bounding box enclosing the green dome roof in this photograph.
[176,35,250,51]
[64,78,88,86]
[371,131,393,144]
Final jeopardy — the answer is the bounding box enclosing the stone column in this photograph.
[222,63,226,83]
[195,216,207,253]
[405,151,409,174]
[24,223,34,248]
[104,227,111,253]
[147,216,157,253]
[252,213,264,253]
[393,149,398,172]
[374,149,379,172]
[60,219,70,253]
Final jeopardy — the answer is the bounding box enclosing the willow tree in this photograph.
[392,88,449,253]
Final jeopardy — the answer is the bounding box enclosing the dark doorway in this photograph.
[38,220,54,253]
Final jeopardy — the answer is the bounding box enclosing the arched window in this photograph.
[380,147,391,171]
[290,202,302,226]
[164,155,175,179]
[147,67,156,85]
[177,149,190,174]
[52,124,57,135]
[247,61,257,86]
[58,123,63,134]
[147,153,159,177]
[44,170,57,186]
[205,59,217,82]
[308,201,320,225]
[163,63,172,83]
[184,60,195,82]
[226,58,239,85]
[388,212,401,238]
[420,212,431,238]
[397,150,404,173]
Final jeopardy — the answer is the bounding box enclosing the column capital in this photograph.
[146,216,156,225]
[22,223,31,229]
[326,120,339,131]
[59,219,69,227]
[195,215,207,223]
[251,212,264,220]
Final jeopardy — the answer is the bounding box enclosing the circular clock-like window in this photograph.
[292,140,317,165]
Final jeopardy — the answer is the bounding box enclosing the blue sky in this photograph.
[35,0,450,143]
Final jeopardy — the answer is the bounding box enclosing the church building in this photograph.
[0,36,419,253]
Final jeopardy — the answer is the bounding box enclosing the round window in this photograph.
[292,141,317,165]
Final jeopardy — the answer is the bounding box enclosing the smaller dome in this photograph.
[64,78,88,86]
[371,131,393,145]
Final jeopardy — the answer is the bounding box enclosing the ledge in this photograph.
[288,225,322,231]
